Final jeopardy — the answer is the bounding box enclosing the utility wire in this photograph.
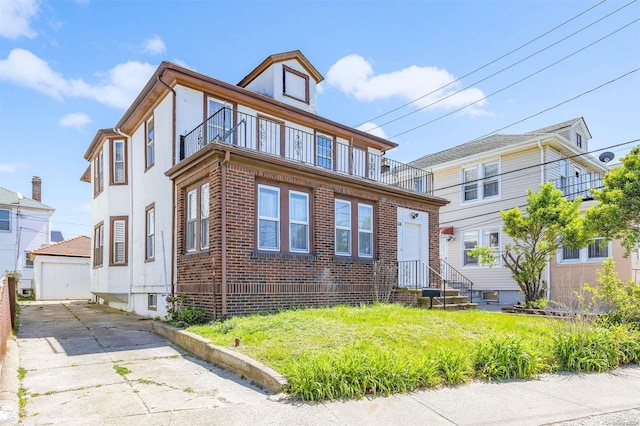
[356,0,610,127]
[390,22,640,139]
[363,0,636,133]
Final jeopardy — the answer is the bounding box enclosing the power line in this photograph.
[363,0,636,133]
[356,0,611,127]
[390,23,640,139]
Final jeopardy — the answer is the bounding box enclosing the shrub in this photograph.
[473,336,542,380]
[165,294,207,326]
[553,325,618,372]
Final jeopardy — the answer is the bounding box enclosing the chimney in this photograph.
[32,176,41,202]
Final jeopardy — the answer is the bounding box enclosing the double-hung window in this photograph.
[146,117,155,169]
[256,183,310,253]
[94,150,104,196]
[185,182,210,253]
[462,161,499,202]
[93,222,104,267]
[559,159,568,196]
[334,199,374,258]
[258,185,280,251]
[145,205,155,261]
[0,209,9,231]
[316,134,333,170]
[111,139,126,184]
[463,229,500,266]
[24,251,33,268]
[110,216,128,266]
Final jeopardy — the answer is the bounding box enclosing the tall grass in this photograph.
[473,336,543,380]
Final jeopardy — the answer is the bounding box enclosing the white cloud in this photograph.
[326,54,487,116]
[0,163,29,173]
[0,0,39,40]
[172,58,195,71]
[59,112,92,129]
[0,49,155,109]
[142,34,166,55]
[357,122,387,139]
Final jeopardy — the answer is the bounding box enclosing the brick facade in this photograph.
[172,145,444,319]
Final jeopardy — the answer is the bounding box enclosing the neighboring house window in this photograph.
[94,150,104,196]
[576,133,582,149]
[335,199,374,258]
[282,65,309,104]
[93,222,104,267]
[559,159,568,196]
[561,246,580,261]
[200,184,209,250]
[24,251,33,268]
[463,229,500,266]
[146,116,155,169]
[588,238,609,259]
[316,134,333,170]
[256,183,311,253]
[558,238,610,263]
[111,139,127,185]
[207,98,232,143]
[145,204,155,261]
[110,216,128,266]
[185,182,209,253]
[258,185,280,251]
[462,161,499,202]
[0,209,9,231]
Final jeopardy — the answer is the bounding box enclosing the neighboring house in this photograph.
[83,50,448,319]
[29,236,92,300]
[411,118,632,305]
[0,177,53,296]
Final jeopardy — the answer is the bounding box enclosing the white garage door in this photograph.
[41,262,92,300]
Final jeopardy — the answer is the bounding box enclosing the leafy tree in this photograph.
[586,146,640,256]
[473,183,591,303]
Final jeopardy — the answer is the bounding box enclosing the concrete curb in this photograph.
[0,338,19,424]
[152,322,287,393]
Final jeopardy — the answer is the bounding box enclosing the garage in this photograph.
[30,236,92,301]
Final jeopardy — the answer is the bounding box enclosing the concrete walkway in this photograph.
[1,301,639,425]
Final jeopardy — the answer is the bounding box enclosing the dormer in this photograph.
[570,118,591,151]
[237,50,324,114]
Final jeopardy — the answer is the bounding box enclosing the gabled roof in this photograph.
[0,187,54,210]
[411,118,588,169]
[237,50,325,87]
[29,235,91,258]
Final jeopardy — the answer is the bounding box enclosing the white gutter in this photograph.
[114,127,134,311]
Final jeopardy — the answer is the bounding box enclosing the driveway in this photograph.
[9,301,640,425]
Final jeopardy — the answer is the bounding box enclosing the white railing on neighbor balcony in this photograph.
[550,172,605,201]
[179,107,434,195]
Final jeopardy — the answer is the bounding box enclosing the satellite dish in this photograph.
[599,151,615,163]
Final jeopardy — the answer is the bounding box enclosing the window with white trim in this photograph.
[145,205,155,261]
[462,161,499,202]
[335,199,374,258]
[207,98,232,143]
[289,191,309,252]
[0,209,10,231]
[588,238,609,259]
[112,139,126,184]
[146,117,155,169]
[558,238,611,263]
[24,251,33,268]
[258,185,280,251]
[561,246,580,261]
[316,134,333,170]
[200,184,209,250]
[463,229,500,266]
[186,189,197,252]
[93,222,103,267]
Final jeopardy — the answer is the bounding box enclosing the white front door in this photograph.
[439,238,449,280]
[397,208,429,288]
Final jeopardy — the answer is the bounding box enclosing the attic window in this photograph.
[283,65,309,104]
[576,134,582,149]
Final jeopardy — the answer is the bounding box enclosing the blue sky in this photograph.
[1,0,638,239]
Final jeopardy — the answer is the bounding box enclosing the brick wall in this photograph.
[173,149,443,319]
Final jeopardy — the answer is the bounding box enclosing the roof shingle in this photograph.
[30,236,91,258]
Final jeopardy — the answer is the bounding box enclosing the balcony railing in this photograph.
[179,107,434,195]
[550,171,605,201]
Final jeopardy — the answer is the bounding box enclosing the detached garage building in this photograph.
[30,236,92,300]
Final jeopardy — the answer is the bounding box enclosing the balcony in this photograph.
[550,171,605,201]
[179,107,434,195]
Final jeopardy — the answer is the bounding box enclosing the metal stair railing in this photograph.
[440,259,474,303]
[397,260,448,309]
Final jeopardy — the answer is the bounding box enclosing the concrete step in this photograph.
[431,303,478,311]
[417,295,470,307]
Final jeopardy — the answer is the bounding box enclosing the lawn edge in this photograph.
[152,321,287,393]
